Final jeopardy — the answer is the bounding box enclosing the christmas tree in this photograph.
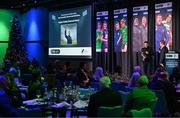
[5,15,27,64]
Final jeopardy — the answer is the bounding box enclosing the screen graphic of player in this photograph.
[155,14,169,51]
[120,19,127,52]
[96,21,103,50]
[133,17,142,52]
[162,13,172,49]
[101,21,108,52]
[65,29,72,44]
[140,16,148,43]
[114,21,121,52]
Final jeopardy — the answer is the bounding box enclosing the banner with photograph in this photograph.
[155,2,172,51]
[132,6,148,52]
[114,8,128,52]
[96,11,109,52]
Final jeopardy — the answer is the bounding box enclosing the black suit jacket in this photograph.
[0,89,18,117]
[159,46,168,65]
[151,80,177,113]
[141,46,153,62]
[88,88,122,117]
[76,68,89,87]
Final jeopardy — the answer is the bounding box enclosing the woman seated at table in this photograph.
[93,67,104,82]
[0,75,18,117]
[112,65,129,83]
[29,71,42,99]
[5,72,23,107]
[77,62,91,88]
[127,66,141,88]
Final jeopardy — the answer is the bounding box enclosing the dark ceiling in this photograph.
[0,0,94,9]
[0,0,116,9]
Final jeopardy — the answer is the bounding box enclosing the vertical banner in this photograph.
[155,2,172,51]
[132,6,148,52]
[114,8,128,52]
[96,11,109,52]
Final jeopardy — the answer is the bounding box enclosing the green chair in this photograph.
[129,108,153,117]
[97,105,124,117]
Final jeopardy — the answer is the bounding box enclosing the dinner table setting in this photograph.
[19,86,97,117]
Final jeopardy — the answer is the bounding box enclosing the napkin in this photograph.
[73,100,88,108]
[23,100,37,105]
[52,101,71,108]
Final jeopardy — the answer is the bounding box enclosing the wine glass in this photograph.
[36,90,41,99]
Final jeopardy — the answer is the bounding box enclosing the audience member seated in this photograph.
[93,67,104,82]
[5,73,23,107]
[76,62,90,87]
[128,66,141,88]
[9,67,22,86]
[28,71,42,99]
[88,76,122,117]
[169,67,180,85]
[0,68,5,75]
[65,62,73,74]
[150,72,177,115]
[55,61,67,88]
[112,65,129,83]
[0,75,18,117]
[29,58,41,77]
[124,75,156,113]
[46,62,55,74]
[19,58,31,75]
[149,66,165,88]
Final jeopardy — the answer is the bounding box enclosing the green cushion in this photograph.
[129,108,152,117]
[97,105,124,117]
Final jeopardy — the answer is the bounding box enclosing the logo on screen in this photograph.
[51,49,60,54]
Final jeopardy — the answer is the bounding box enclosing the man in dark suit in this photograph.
[159,40,168,66]
[0,76,18,117]
[141,41,153,75]
[150,72,177,115]
[65,30,72,44]
[88,76,122,117]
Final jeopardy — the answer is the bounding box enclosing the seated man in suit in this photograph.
[124,75,156,113]
[151,72,177,115]
[88,76,122,117]
[0,75,18,117]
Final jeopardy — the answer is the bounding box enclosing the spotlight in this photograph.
[34,0,37,4]
[22,3,26,7]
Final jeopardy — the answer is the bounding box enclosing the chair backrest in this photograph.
[130,95,157,111]
[153,90,169,114]
[90,82,100,90]
[21,74,32,85]
[17,108,42,117]
[97,105,124,117]
[129,108,152,118]
[119,91,129,105]
[148,98,158,111]
[112,82,127,91]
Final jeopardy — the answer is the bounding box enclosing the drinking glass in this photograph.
[36,90,41,99]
